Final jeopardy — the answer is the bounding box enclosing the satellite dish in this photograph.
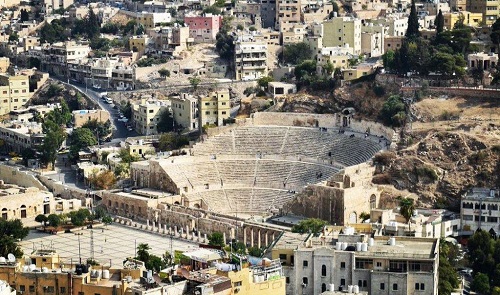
[7,254,15,263]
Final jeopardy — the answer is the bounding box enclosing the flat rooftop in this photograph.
[273,232,308,250]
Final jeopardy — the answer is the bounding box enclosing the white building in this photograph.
[132,99,170,135]
[276,230,439,295]
[170,93,199,131]
[234,40,268,81]
[461,187,500,233]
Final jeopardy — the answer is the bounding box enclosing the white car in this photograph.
[118,118,129,123]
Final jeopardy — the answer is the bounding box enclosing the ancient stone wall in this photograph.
[0,164,46,190]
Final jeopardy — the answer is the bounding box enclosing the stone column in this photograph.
[198,230,201,242]
[231,228,235,240]
[243,228,247,245]
[204,233,208,243]
[257,229,261,249]
[147,220,150,227]
[186,225,190,239]
[223,232,227,246]
[250,228,254,247]
[265,232,269,247]
[163,224,167,234]
[174,226,178,236]
[152,221,155,231]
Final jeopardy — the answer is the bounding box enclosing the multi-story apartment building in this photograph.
[461,187,500,232]
[184,13,222,43]
[450,0,467,11]
[0,73,30,116]
[170,93,199,131]
[322,17,362,55]
[0,121,45,153]
[371,17,408,37]
[316,47,354,76]
[149,26,192,56]
[199,90,230,126]
[260,0,277,28]
[137,12,172,29]
[272,231,439,295]
[110,64,135,90]
[132,99,170,135]
[235,40,268,80]
[0,57,9,73]
[276,0,301,31]
[39,41,91,78]
[467,0,499,25]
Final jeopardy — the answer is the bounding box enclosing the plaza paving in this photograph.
[19,224,199,268]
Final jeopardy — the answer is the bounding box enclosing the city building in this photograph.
[170,93,199,131]
[322,17,362,55]
[0,181,82,220]
[467,0,500,25]
[199,90,230,127]
[234,41,268,80]
[72,110,110,128]
[129,35,152,55]
[0,280,15,295]
[268,82,297,98]
[272,229,439,295]
[39,41,91,78]
[468,52,498,70]
[137,12,172,29]
[443,11,483,30]
[184,13,222,43]
[0,73,30,116]
[149,25,192,56]
[461,187,500,232]
[132,99,170,135]
[276,0,301,31]
[0,57,9,73]
[0,121,44,153]
[110,64,135,90]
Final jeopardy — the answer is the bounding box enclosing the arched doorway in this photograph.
[349,212,357,224]
[1,208,7,220]
[20,205,27,218]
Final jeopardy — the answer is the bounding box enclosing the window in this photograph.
[393,283,398,291]
[234,281,242,287]
[376,262,382,267]
[19,285,25,292]
[321,264,327,276]
[380,283,385,290]
[221,111,226,115]
[340,262,346,268]
[149,110,153,113]
[302,277,308,285]
[322,283,327,292]
[29,286,35,293]
[205,111,210,115]
[340,279,345,286]
[415,283,425,290]
[222,102,226,105]
[46,286,55,293]
[303,260,308,267]
[286,277,290,284]
[279,254,287,260]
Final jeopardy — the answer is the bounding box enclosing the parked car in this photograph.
[118,118,129,123]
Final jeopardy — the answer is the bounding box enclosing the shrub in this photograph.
[468,150,488,165]
[372,173,392,184]
[373,152,396,166]
[491,145,500,154]
[373,84,386,97]
[415,166,438,181]
[439,110,459,121]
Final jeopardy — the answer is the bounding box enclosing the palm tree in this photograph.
[398,197,415,231]
[136,243,151,263]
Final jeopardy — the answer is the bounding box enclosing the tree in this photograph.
[359,212,370,222]
[189,76,201,90]
[472,273,491,294]
[118,148,140,164]
[291,218,328,235]
[35,214,48,226]
[69,128,97,161]
[468,230,495,276]
[257,76,273,89]
[435,9,444,34]
[398,197,415,230]
[294,60,317,82]
[203,5,222,15]
[492,18,500,53]
[70,209,90,226]
[322,60,335,76]
[215,31,235,60]
[146,255,164,272]
[120,101,132,119]
[39,127,65,170]
[248,246,263,257]
[162,251,173,266]
[283,42,313,65]
[157,111,175,133]
[100,22,119,34]
[81,120,111,142]
[88,170,116,190]
[8,32,18,43]
[20,9,29,22]
[158,132,189,151]
[208,232,225,247]
[167,7,177,17]
[439,240,460,295]
[0,219,30,257]
[331,0,339,14]
[86,9,101,39]
[158,68,170,78]
[47,214,61,227]
[236,24,244,31]
[102,215,113,225]
[405,0,420,40]
[123,20,137,35]
[136,243,151,263]
[380,95,406,127]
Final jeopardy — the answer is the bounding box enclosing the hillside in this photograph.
[271,80,500,207]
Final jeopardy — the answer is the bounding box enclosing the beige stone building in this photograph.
[0,121,44,153]
[199,90,230,126]
[0,181,82,220]
[72,109,110,127]
[467,0,500,25]
[322,17,362,55]
[132,99,170,135]
[0,58,9,73]
[234,41,268,81]
[276,0,301,31]
[0,73,30,116]
[170,93,199,131]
